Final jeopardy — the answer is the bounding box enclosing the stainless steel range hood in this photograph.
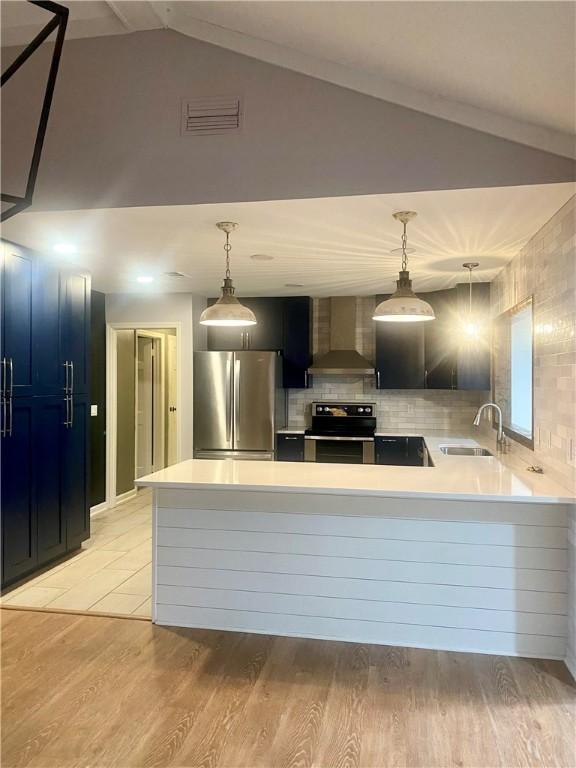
[308,296,375,375]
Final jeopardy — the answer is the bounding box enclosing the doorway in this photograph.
[107,323,181,506]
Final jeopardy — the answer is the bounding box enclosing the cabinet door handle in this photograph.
[284,436,299,440]
[69,395,74,428]
[424,369,428,388]
[1,357,6,398]
[70,361,74,395]
[376,370,380,388]
[64,395,70,427]
[7,359,13,436]
[63,361,69,393]
[1,396,6,438]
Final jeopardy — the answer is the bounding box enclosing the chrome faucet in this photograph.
[473,402,508,452]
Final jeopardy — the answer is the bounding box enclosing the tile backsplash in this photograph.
[490,194,575,492]
[288,376,488,433]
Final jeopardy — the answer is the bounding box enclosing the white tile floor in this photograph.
[0,490,152,617]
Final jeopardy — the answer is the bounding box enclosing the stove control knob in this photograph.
[358,407,364,413]
[365,407,371,414]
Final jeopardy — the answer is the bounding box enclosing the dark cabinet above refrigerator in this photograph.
[375,283,491,391]
[206,296,311,389]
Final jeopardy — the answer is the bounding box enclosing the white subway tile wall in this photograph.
[491,194,576,493]
[288,378,488,432]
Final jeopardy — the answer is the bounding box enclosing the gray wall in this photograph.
[116,329,136,496]
[2,30,574,212]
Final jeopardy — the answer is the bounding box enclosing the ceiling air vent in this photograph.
[164,271,188,278]
[181,96,241,136]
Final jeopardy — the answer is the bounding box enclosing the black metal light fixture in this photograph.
[1,0,69,222]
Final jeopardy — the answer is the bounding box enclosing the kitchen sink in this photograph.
[439,445,493,457]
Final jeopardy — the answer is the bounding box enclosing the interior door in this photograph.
[136,336,154,478]
[166,334,178,465]
[233,352,275,452]
[193,352,233,451]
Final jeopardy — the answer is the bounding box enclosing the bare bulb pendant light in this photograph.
[462,262,481,338]
[199,222,257,327]
[373,211,435,323]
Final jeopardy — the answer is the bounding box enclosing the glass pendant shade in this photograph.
[199,278,257,327]
[373,270,435,322]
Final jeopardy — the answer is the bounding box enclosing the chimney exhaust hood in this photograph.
[308,297,375,375]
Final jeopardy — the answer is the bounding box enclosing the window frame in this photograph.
[492,296,535,450]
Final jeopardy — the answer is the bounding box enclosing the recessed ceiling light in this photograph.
[53,242,77,255]
[136,275,154,284]
[250,253,274,261]
[285,283,304,288]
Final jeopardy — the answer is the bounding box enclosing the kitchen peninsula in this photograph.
[138,438,573,662]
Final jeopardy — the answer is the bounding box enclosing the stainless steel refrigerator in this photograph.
[193,351,286,460]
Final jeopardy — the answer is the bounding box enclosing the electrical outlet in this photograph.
[90,404,98,417]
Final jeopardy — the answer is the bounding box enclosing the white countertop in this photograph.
[137,435,574,504]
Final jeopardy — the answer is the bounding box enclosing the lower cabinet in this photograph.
[1,398,36,584]
[276,433,305,462]
[375,436,427,466]
[1,395,90,588]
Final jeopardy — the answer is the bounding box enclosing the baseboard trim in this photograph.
[90,501,110,517]
[114,489,137,506]
[0,605,150,622]
[565,653,576,682]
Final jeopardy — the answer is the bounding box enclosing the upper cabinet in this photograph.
[375,296,426,389]
[424,288,457,389]
[207,296,311,388]
[60,269,91,395]
[375,284,491,390]
[1,243,34,397]
[455,282,491,391]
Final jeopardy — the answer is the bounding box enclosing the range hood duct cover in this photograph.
[309,297,375,375]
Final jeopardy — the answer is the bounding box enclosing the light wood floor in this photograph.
[0,491,152,617]
[1,609,574,768]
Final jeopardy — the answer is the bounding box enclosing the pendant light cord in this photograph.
[468,265,473,314]
[401,221,408,272]
[224,231,232,279]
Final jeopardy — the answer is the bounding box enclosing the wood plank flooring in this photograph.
[0,492,152,617]
[2,609,575,768]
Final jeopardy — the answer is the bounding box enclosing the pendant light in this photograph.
[199,222,257,327]
[373,211,435,323]
[462,262,481,338]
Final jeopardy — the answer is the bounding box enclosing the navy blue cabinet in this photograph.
[60,269,91,395]
[375,296,426,389]
[375,436,426,466]
[1,243,34,397]
[276,433,305,461]
[207,296,312,388]
[282,297,311,389]
[62,394,90,549]
[35,396,67,566]
[1,241,91,588]
[1,398,36,584]
[456,282,491,391]
[424,289,457,390]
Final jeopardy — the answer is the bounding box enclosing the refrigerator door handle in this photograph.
[234,357,240,448]
[226,358,232,445]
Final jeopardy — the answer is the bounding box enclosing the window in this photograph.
[510,303,533,438]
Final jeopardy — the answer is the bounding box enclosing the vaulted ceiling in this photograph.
[2,1,575,158]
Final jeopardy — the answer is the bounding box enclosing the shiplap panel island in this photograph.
[137,439,574,661]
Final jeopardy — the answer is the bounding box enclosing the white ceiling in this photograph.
[2,184,573,296]
[1,1,574,158]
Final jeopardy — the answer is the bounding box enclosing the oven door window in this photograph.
[315,439,364,464]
